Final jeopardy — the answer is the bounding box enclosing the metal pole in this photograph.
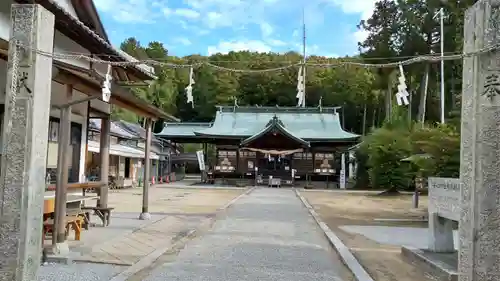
[440,7,445,124]
[302,7,306,108]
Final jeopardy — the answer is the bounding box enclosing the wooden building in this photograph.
[157,106,359,186]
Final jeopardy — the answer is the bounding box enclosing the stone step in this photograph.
[401,246,458,281]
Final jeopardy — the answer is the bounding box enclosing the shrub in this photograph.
[361,127,414,190]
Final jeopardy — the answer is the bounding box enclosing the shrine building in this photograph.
[156,105,359,187]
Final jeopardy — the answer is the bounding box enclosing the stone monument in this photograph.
[459,0,500,280]
[0,4,55,281]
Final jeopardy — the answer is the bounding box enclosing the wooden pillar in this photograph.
[203,143,208,164]
[99,116,110,207]
[140,118,152,220]
[52,84,72,250]
[0,4,54,280]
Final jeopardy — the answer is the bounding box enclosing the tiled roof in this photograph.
[116,120,161,143]
[157,122,213,138]
[193,106,359,141]
[88,119,138,139]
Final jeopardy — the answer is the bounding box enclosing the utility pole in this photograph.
[301,7,306,108]
[439,7,445,124]
[434,7,445,124]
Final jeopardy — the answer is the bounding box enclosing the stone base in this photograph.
[46,242,69,255]
[44,242,72,264]
[401,246,457,281]
[139,212,151,220]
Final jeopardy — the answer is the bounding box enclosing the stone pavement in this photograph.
[60,188,245,265]
[68,212,213,265]
[140,188,354,281]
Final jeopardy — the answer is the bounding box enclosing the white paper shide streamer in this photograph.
[296,65,305,107]
[396,64,410,106]
[185,67,195,107]
[102,64,112,102]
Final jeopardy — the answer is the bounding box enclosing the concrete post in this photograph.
[428,213,455,253]
[459,1,500,280]
[0,4,55,281]
[51,84,72,254]
[139,118,152,220]
[99,116,110,207]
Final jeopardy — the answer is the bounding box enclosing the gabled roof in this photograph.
[158,122,213,138]
[240,115,310,147]
[193,106,359,141]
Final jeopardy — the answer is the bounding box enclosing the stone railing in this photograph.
[427,177,460,252]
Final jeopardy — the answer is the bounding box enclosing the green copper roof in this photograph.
[157,122,212,137]
[240,115,310,147]
[194,106,359,141]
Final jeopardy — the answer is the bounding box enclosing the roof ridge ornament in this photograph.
[266,114,285,127]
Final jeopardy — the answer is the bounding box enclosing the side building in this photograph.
[157,106,359,187]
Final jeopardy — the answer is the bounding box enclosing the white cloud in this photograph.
[260,22,274,37]
[183,0,285,30]
[207,40,272,55]
[324,0,378,20]
[94,0,159,23]
[353,29,369,43]
[162,7,171,16]
[267,39,287,47]
[206,11,232,28]
[174,8,200,19]
[175,37,192,46]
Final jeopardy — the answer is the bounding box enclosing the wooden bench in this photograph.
[67,206,92,230]
[43,216,83,241]
[81,206,115,227]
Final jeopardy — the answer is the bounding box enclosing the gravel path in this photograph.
[37,263,127,281]
[141,188,353,281]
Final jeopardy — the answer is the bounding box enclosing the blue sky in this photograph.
[93,0,375,58]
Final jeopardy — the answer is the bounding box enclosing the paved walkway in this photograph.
[69,213,213,265]
[141,188,353,281]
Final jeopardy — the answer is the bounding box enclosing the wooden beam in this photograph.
[110,97,157,120]
[55,69,159,119]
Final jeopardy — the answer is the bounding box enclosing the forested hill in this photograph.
[114,39,378,134]
[113,0,477,134]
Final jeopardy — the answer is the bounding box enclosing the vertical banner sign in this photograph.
[340,153,346,189]
[196,150,205,171]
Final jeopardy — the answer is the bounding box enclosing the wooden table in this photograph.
[45,181,103,191]
[43,194,99,214]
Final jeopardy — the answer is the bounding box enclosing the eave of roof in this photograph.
[55,62,178,121]
[240,115,310,147]
[15,0,155,80]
